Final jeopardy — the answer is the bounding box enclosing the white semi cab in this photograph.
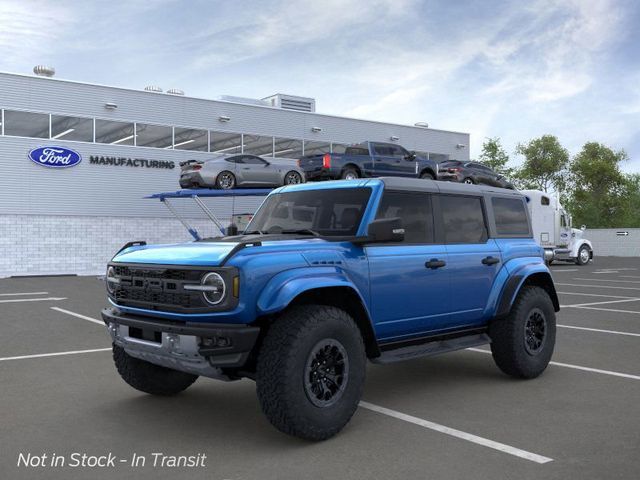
[521,190,593,265]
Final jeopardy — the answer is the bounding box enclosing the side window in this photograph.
[375,191,434,243]
[225,156,243,164]
[389,145,407,158]
[492,197,530,236]
[242,155,267,165]
[541,196,550,206]
[373,144,392,156]
[440,195,488,244]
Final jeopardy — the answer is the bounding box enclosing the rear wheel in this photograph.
[463,177,475,185]
[420,171,435,180]
[284,171,303,185]
[341,167,359,180]
[256,305,366,440]
[112,345,198,395]
[576,245,591,265]
[216,171,236,189]
[489,286,556,379]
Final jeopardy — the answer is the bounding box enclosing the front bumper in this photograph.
[102,307,260,379]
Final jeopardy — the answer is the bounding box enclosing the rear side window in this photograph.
[492,197,530,236]
[376,191,434,243]
[440,195,487,244]
[345,147,369,156]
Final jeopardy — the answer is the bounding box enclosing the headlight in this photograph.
[185,272,226,305]
[106,266,119,295]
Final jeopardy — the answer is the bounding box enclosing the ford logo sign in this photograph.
[28,146,82,168]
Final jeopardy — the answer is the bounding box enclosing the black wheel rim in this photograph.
[524,307,547,355]
[286,172,301,184]
[218,173,234,189]
[304,339,349,407]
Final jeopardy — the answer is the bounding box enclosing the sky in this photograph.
[1,0,639,171]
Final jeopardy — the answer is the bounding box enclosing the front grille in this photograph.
[111,265,211,313]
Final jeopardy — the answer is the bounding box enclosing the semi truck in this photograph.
[522,190,593,265]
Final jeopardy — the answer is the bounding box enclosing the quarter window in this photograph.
[375,191,434,243]
[440,195,487,244]
[492,197,530,236]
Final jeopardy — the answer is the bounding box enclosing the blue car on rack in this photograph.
[102,177,559,440]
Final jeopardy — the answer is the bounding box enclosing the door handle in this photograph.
[482,256,500,266]
[425,259,446,269]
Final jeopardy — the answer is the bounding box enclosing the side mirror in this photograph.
[359,217,404,243]
[405,151,416,160]
[581,225,586,231]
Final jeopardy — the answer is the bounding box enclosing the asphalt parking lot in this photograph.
[1,257,639,480]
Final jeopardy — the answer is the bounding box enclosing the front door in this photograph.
[366,190,451,341]
[437,194,501,327]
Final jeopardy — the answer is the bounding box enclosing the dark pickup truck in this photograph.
[298,141,438,181]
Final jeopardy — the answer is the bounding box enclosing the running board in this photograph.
[373,333,491,364]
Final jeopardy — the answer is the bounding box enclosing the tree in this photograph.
[478,137,513,177]
[514,135,569,192]
[566,142,632,228]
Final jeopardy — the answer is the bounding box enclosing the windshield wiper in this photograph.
[280,229,321,237]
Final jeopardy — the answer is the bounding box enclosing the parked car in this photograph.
[438,160,515,189]
[103,177,558,441]
[298,141,438,181]
[179,154,305,189]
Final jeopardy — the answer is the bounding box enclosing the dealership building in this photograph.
[0,69,470,278]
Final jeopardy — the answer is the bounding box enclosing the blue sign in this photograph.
[28,146,82,168]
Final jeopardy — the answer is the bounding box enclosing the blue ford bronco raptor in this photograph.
[102,177,559,440]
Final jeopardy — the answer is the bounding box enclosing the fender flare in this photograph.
[571,239,593,258]
[495,262,560,318]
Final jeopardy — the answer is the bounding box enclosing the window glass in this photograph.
[331,143,348,154]
[244,134,274,156]
[225,156,243,164]
[373,144,393,156]
[303,140,330,156]
[95,119,134,145]
[4,110,49,138]
[246,188,371,236]
[242,155,267,165]
[50,115,93,142]
[273,137,303,158]
[173,127,208,151]
[345,146,369,156]
[375,191,434,243]
[541,196,550,206]
[492,197,530,236]
[440,195,487,243]
[210,131,242,154]
[135,123,172,148]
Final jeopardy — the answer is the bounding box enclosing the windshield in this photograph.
[245,188,372,237]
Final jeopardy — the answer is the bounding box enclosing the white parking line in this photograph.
[550,269,579,272]
[556,283,640,291]
[572,306,640,315]
[561,298,640,308]
[51,307,104,326]
[557,291,637,299]
[0,292,49,296]
[0,297,67,304]
[359,401,553,464]
[558,324,640,337]
[621,275,640,279]
[0,348,111,362]
[573,278,640,284]
[467,348,640,380]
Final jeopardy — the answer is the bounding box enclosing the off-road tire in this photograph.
[576,245,591,265]
[341,167,359,180]
[489,286,556,379]
[256,305,366,441]
[420,171,435,180]
[113,344,198,395]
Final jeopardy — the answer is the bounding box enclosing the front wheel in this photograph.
[256,305,366,440]
[284,170,303,185]
[341,167,359,180]
[216,171,236,189]
[463,177,475,185]
[489,286,556,379]
[112,345,198,395]
[420,171,435,180]
[576,245,591,265]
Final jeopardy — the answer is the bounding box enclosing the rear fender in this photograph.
[256,267,367,315]
[493,258,560,318]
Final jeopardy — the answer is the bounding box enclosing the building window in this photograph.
[3,110,49,138]
[50,115,93,142]
[210,131,243,154]
[95,119,135,145]
[135,123,172,149]
[303,140,330,156]
[429,153,449,163]
[244,134,274,156]
[173,127,208,151]
[273,137,303,158]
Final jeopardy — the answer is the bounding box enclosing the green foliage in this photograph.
[478,137,513,177]
[514,135,569,192]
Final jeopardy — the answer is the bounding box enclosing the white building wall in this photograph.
[584,228,640,257]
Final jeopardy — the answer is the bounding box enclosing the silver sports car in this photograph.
[179,154,305,189]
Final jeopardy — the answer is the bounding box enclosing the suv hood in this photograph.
[112,242,239,266]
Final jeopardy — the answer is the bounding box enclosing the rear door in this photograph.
[366,190,451,341]
[437,194,501,327]
[371,143,397,176]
